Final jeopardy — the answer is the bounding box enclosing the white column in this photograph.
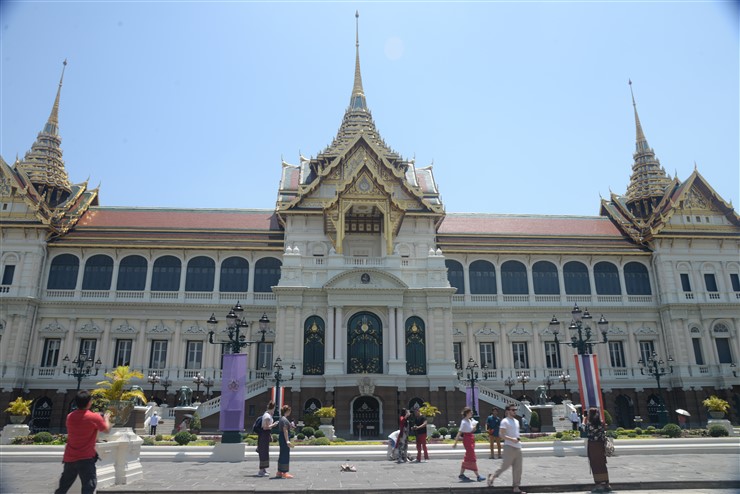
[136,320,147,368]
[294,306,303,363]
[100,319,112,366]
[326,307,335,360]
[110,259,120,292]
[171,320,183,377]
[396,307,404,361]
[466,321,476,363]
[388,307,397,360]
[335,307,343,360]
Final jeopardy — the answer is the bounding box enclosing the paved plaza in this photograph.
[1,450,738,494]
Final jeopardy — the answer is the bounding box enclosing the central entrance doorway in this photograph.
[352,396,380,438]
[347,311,383,374]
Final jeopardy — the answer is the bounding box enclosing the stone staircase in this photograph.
[457,382,531,421]
[195,377,271,419]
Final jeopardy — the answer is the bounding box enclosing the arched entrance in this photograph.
[30,396,53,433]
[347,311,383,374]
[615,394,634,428]
[352,396,380,438]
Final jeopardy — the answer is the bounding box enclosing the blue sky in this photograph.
[1,2,738,216]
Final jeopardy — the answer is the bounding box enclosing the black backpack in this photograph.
[252,415,263,434]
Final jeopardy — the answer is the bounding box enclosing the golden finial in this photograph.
[356,10,359,48]
[48,59,67,127]
[349,10,366,110]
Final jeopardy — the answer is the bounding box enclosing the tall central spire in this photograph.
[349,10,367,111]
[624,80,671,218]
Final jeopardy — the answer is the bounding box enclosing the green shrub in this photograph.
[606,430,617,439]
[33,432,53,443]
[314,429,325,438]
[155,434,163,441]
[554,431,563,439]
[634,427,643,435]
[431,431,441,439]
[174,431,193,445]
[627,432,637,438]
[296,433,305,440]
[529,411,540,429]
[449,427,459,438]
[301,426,315,437]
[332,437,346,442]
[708,424,729,437]
[189,413,201,432]
[243,437,257,446]
[142,436,155,446]
[615,427,625,434]
[646,426,656,433]
[437,427,448,437]
[661,423,681,438]
[271,433,278,442]
[603,409,613,426]
[312,437,330,445]
[302,412,320,429]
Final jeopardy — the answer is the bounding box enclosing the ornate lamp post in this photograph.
[638,351,673,425]
[206,302,268,443]
[548,304,609,355]
[517,372,530,400]
[203,377,215,399]
[62,353,102,392]
[192,373,205,403]
[147,372,160,402]
[543,376,554,401]
[460,357,490,430]
[161,377,172,405]
[559,372,571,399]
[266,356,295,417]
[504,376,516,396]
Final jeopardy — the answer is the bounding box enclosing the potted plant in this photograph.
[5,397,33,424]
[418,402,441,424]
[703,395,730,419]
[314,406,336,425]
[529,410,541,432]
[91,366,147,426]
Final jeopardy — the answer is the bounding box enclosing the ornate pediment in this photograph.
[634,326,657,335]
[324,269,407,290]
[508,326,532,337]
[77,322,102,333]
[40,321,67,334]
[113,323,137,334]
[185,324,206,334]
[475,327,499,337]
[147,324,173,335]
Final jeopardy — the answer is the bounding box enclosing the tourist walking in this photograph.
[54,390,112,494]
[395,408,411,463]
[586,407,612,493]
[257,400,277,477]
[569,409,581,431]
[452,407,485,482]
[487,404,526,493]
[412,407,429,462]
[276,405,295,479]
[149,411,159,436]
[486,407,502,459]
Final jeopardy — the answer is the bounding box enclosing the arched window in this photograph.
[47,254,79,290]
[445,260,465,294]
[624,262,651,295]
[254,257,281,292]
[81,255,114,290]
[304,398,322,416]
[594,262,621,295]
[564,261,590,294]
[469,260,496,294]
[117,255,147,291]
[532,261,559,295]
[303,316,325,375]
[405,316,426,375]
[151,256,181,291]
[185,256,215,292]
[408,397,424,411]
[501,260,528,294]
[219,257,249,292]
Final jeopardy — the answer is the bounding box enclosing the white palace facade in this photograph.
[1,27,739,435]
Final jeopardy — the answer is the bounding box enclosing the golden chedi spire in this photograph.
[17,59,72,207]
[624,80,672,218]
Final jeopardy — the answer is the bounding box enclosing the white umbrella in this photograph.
[675,409,690,417]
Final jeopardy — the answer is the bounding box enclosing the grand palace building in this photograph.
[1,22,738,435]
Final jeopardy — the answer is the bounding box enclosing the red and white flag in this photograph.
[574,353,604,414]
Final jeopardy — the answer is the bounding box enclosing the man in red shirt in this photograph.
[55,390,112,494]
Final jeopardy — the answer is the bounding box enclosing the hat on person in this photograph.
[153,411,158,415]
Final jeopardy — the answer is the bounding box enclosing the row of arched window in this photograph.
[46,254,282,292]
[445,259,652,296]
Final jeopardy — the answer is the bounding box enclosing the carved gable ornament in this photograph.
[40,322,68,334]
[147,324,173,335]
[358,377,375,396]
[475,327,499,337]
[324,269,407,290]
[78,323,102,333]
[185,325,206,334]
[508,326,532,337]
[634,326,657,335]
[682,186,712,211]
[113,323,137,334]
[452,327,464,336]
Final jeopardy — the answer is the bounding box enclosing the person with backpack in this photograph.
[257,400,277,477]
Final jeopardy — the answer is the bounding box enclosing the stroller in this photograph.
[387,430,400,460]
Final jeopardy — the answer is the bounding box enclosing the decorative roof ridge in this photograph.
[87,206,278,214]
[444,212,613,220]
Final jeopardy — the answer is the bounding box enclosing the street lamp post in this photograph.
[517,372,530,400]
[543,376,554,402]
[206,302,268,443]
[638,351,673,426]
[161,377,172,406]
[559,372,571,399]
[548,304,609,355]
[203,377,215,399]
[147,372,160,402]
[459,357,489,430]
[62,353,102,392]
[192,373,205,403]
[267,356,295,417]
[504,376,516,396]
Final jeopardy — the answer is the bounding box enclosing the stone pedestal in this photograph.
[210,443,246,462]
[319,424,336,440]
[707,419,735,436]
[0,424,30,445]
[98,427,144,486]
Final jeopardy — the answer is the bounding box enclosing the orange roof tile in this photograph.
[439,214,622,236]
[76,208,281,231]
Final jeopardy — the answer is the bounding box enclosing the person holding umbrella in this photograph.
[675,409,690,429]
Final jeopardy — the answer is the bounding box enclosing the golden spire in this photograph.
[624,80,671,218]
[46,59,67,134]
[349,10,367,111]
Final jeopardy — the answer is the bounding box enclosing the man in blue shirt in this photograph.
[486,407,502,459]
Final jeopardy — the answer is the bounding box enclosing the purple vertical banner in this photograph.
[219,353,248,432]
[465,386,480,416]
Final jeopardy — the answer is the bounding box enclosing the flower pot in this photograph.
[319,417,333,425]
[9,415,26,424]
[708,411,725,420]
